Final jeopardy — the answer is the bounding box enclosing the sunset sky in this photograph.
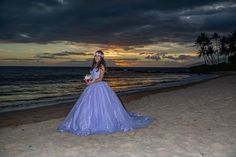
[0,0,235,67]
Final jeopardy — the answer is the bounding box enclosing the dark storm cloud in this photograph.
[145,53,197,61]
[164,55,197,60]
[0,0,235,46]
[112,58,139,61]
[139,52,155,55]
[145,55,161,61]
[36,51,91,59]
[0,58,38,61]
[111,58,140,61]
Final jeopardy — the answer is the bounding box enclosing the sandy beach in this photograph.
[0,73,236,157]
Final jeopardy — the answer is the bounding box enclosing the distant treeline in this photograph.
[195,30,236,65]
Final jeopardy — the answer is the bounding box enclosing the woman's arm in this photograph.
[94,65,105,83]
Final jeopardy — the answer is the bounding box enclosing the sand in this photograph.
[0,73,236,157]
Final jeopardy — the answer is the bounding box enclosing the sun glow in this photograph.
[0,41,198,67]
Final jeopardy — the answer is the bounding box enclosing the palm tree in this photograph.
[228,30,236,57]
[195,32,214,65]
[197,46,208,64]
[196,33,206,64]
[219,36,228,63]
[196,29,236,65]
[207,46,216,65]
[212,33,220,64]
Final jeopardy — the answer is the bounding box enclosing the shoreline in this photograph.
[1,72,236,157]
[0,71,233,128]
[0,73,215,114]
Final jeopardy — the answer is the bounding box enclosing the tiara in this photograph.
[95,52,104,58]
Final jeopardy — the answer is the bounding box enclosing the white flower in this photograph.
[84,74,91,80]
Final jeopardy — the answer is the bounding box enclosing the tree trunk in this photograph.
[203,55,207,64]
[207,55,213,65]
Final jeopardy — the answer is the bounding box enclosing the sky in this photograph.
[0,0,236,67]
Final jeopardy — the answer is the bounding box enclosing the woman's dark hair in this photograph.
[91,50,108,73]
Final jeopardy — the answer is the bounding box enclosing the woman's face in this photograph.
[94,55,101,63]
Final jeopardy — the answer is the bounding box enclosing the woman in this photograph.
[56,50,155,136]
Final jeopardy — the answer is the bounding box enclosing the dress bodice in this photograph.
[90,68,100,80]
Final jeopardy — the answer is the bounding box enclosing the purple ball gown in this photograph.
[56,67,155,136]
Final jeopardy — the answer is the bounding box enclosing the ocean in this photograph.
[0,66,217,113]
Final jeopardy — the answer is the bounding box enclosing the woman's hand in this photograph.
[86,79,95,85]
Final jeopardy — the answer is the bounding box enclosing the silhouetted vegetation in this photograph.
[190,29,236,73]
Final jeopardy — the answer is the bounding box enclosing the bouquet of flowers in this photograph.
[84,74,92,85]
